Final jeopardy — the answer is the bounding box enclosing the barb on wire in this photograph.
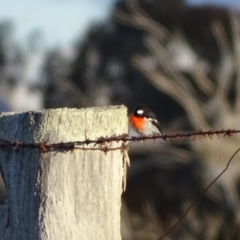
[0,129,239,153]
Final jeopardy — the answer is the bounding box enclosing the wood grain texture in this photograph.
[0,106,128,240]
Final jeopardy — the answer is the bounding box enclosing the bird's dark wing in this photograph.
[149,118,163,135]
[144,109,163,134]
[144,108,157,119]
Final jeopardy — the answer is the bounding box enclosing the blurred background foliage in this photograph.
[1,0,240,239]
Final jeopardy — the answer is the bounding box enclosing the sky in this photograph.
[0,0,113,48]
[0,0,238,49]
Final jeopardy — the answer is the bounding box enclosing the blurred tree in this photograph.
[41,48,89,108]
[0,20,14,67]
[0,20,26,114]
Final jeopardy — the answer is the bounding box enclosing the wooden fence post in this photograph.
[0,106,128,240]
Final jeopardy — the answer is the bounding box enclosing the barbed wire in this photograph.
[0,129,239,152]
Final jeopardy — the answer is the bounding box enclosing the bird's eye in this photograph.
[137,109,144,115]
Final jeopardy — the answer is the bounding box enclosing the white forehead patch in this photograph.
[137,109,144,115]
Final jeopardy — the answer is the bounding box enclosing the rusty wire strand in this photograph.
[0,129,239,152]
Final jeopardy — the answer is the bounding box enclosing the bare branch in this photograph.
[158,146,240,240]
[113,2,169,41]
[133,55,210,129]
[144,35,198,96]
[229,9,240,111]
[211,21,233,100]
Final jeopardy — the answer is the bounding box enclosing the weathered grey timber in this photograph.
[0,106,128,240]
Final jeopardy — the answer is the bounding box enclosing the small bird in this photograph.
[129,104,163,136]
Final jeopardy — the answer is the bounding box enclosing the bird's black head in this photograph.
[133,104,157,119]
[133,104,148,117]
